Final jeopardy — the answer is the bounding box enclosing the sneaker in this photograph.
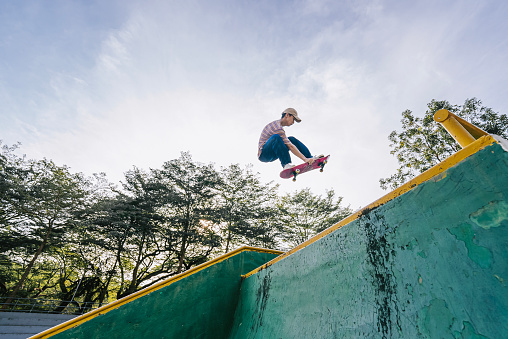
[312,154,325,160]
[283,163,295,170]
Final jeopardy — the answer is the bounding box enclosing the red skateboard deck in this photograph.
[280,155,330,181]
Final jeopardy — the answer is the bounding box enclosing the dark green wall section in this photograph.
[229,143,508,338]
[53,250,279,339]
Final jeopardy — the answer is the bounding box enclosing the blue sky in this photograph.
[1,0,507,208]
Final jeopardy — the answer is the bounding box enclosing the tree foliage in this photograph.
[380,98,508,190]
[278,188,352,249]
[215,164,279,252]
[1,151,90,305]
[155,152,222,274]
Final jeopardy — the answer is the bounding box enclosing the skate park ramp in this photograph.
[33,120,508,338]
[230,134,508,338]
[30,247,282,339]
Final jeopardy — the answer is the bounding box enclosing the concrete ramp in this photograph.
[230,135,508,338]
[31,247,281,339]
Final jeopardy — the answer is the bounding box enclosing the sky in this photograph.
[1,0,507,209]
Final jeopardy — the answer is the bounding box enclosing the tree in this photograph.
[78,196,139,300]
[43,173,122,310]
[48,243,112,314]
[278,188,352,249]
[0,142,29,229]
[2,157,90,305]
[380,98,508,190]
[155,152,222,274]
[215,164,279,252]
[0,142,29,295]
[79,167,180,299]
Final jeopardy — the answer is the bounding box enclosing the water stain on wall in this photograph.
[361,207,401,338]
[250,273,271,332]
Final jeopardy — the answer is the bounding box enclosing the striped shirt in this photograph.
[258,119,293,157]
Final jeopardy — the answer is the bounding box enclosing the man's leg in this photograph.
[288,136,312,158]
[259,135,292,167]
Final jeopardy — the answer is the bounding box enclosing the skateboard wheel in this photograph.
[295,169,300,174]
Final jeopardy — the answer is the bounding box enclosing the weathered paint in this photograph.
[229,141,508,338]
[35,247,281,339]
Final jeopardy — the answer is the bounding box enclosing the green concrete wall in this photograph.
[229,142,508,338]
[52,249,279,339]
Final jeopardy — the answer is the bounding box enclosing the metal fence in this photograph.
[0,297,106,315]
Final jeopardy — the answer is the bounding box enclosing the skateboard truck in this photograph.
[319,159,328,172]
[292,168,301,182]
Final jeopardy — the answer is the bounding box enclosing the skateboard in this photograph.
[280,155,330,181]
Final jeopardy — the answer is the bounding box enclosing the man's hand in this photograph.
[305,157,315,165]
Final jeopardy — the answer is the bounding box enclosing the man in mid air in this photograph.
[258,108,321,170]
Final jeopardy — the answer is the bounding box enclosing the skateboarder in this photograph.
[258,108,321,170]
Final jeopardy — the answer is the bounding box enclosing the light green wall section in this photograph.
[229,142,508,338]
[52,249,280,339]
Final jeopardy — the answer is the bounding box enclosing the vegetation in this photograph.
[380,98,508,190]
[0,144,351,312]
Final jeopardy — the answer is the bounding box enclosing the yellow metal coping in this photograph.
[434,109,489,147]
[242,134,500,279]
[30,246,283,339]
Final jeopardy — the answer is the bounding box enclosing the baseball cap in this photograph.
[283,108,301,123]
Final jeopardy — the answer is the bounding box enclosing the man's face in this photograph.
[282,113,295,126]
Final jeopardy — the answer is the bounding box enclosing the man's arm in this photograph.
[287,143,315,165]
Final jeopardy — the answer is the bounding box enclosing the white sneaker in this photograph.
[283,163,295,170]
[312,154,325,160]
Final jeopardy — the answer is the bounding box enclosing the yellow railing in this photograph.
[433,109,489,148]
